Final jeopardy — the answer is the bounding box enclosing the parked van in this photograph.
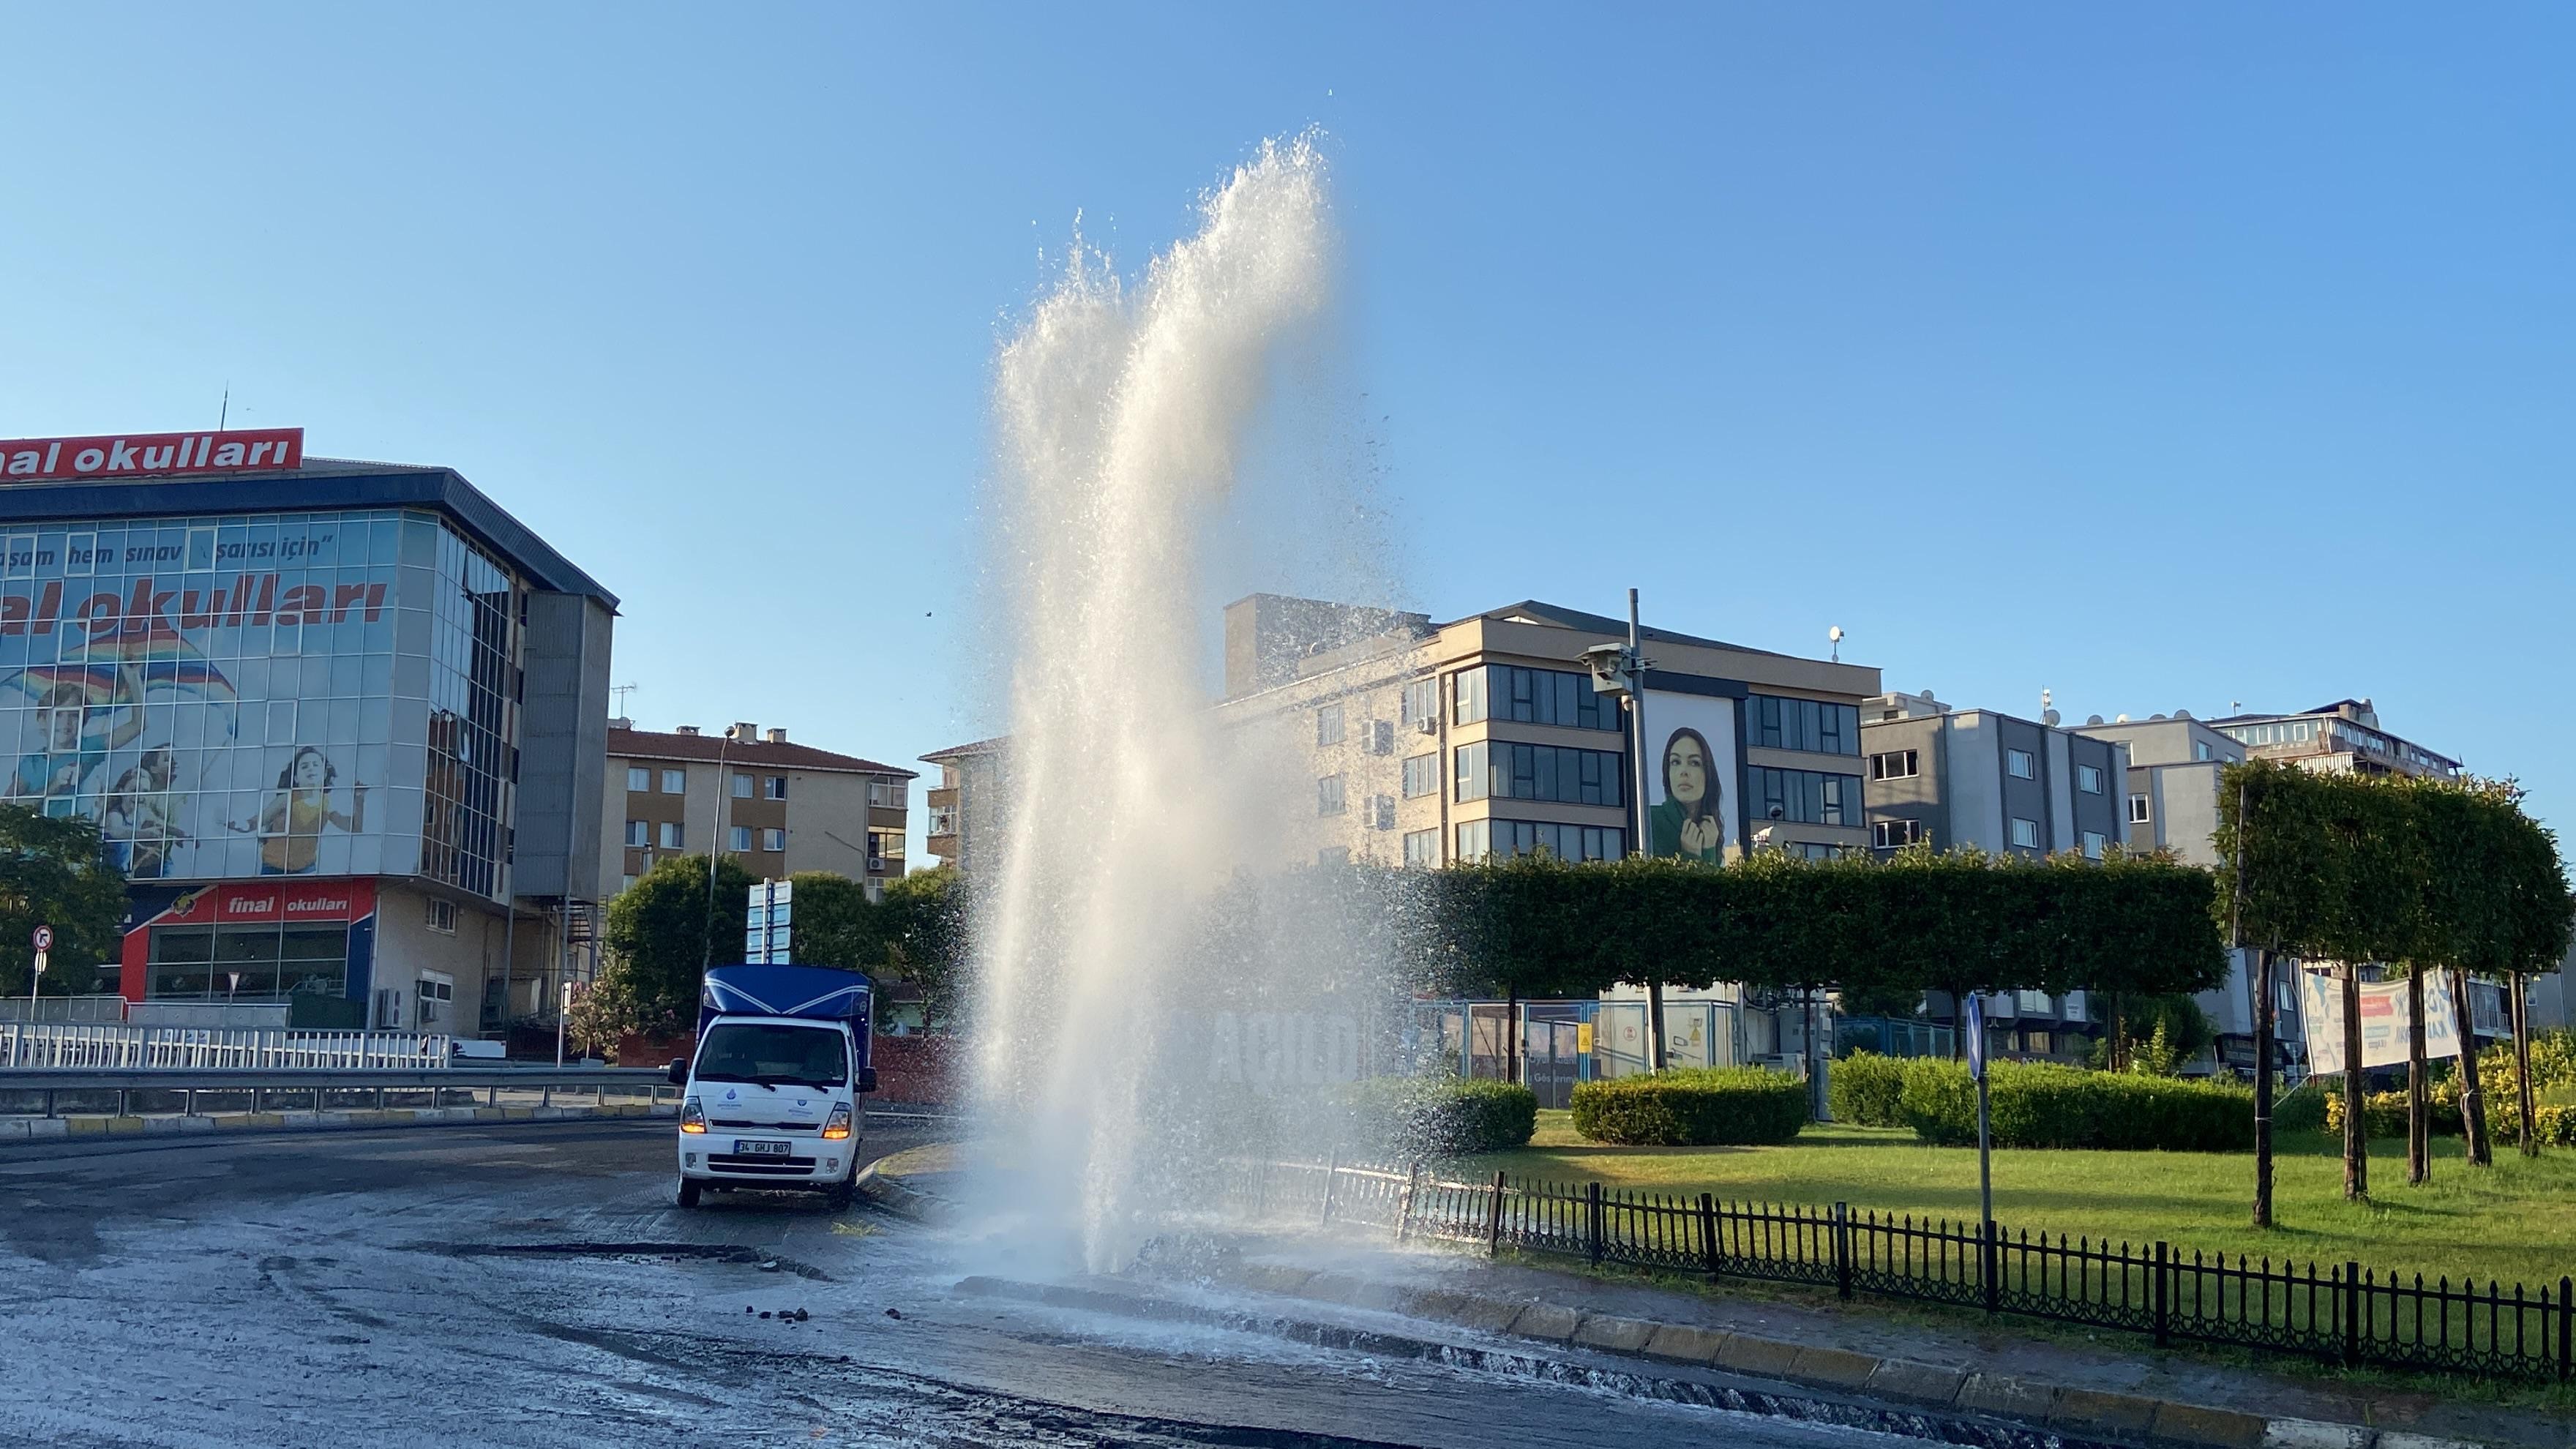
[670,964,877,1208]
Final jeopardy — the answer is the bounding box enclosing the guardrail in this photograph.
[0,1066,673,1119]
[0,1022,452,1070]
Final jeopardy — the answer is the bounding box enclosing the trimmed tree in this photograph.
[877,865,970,1030]
[589,853,760,1045]
[0,806,129,998]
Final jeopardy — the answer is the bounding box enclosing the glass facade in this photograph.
[1746,766,1861,826]
[1453,741,1624,807]
[1749,694,1859,755]
[1452,664,1619,731]
[0,508,523,898]
[1456,818,1625,864]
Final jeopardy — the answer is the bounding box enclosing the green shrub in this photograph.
[1896,1057,2254,1152]
[1826,1051,1908,1127]
[1570,1066,1809,1146]
[2534,1104,2576,1148]
[2271,1082,2329,1134]
[1344,1076,1536,1156]
[2322,1080,2463,1139]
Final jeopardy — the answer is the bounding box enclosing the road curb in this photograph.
[0,1102,673,1145]
[1177,1261,2486,1449]
[852,1158,954,1223]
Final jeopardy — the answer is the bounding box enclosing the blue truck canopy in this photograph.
[698,964,873,1042]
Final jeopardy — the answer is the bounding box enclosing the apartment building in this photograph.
[1860,692,2129,859]
[921,735,1004,873]
[2206,698,2458,780]
[1213,595,1882,869]
[602,720,914,899]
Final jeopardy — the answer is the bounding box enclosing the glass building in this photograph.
[0,452,615,1032]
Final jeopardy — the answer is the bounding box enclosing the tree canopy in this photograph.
[0,806,128,997]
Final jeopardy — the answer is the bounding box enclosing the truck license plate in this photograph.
[733,1139,790,1157]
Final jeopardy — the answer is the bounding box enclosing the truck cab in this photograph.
[671,964,877,1209]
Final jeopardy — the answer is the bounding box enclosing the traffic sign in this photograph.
[31,925,51,951]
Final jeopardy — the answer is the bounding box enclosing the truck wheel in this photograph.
[677,1177,703,1208]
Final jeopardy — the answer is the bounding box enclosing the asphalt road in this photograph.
[0,1117,1915,1448]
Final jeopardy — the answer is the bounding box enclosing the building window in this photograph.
[660,768,686,794]
[1401,678,1439,729]
[626,765,650,793]
[1317,703,1345,747]
[2194,741,2212,762]
[2006,749,2035,779]
[2128,793,2152,824]
[730,825,752,852]
[1748,767,1863,826]
[770,776,793,801]
[1871,818,1925,849]
[1792,842,1841,861]
[2017,989,2051,1014]
[763,828,785,852]
[2077,764,2103,794]
[621,874,637,894]
[1317,774,1347,816]
[1372,795,1396,831]
[1401,752,1439,798]
[2010,817,2040,849]
[2024,1030,2053,1056]
[1451,667,1487,726]
[1403,828,1439,868]
[1868,749,1918,781]
[868,829,903,869]
[659,821,684,850]
[424,899,455,935]
[1751,695,1860,755]
[416,973,454,1027]
[1478,819,1625,863]
[1368,719,1395,755]
[2081,830,2107,858]
[1454,743,1489,803]
[732,771,755,798]
[624,820,649,847]
[1456,819,1491,863]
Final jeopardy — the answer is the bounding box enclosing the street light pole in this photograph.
[703,726,738,971]
[1625,589,1668,1074]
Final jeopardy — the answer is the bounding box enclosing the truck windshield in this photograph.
[693,1023,847,1088]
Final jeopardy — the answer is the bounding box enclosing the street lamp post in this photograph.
[703,725,741,971]
[1585,591,1666,1073]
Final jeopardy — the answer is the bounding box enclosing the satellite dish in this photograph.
[1920,689,1936,702]
[2115,714,2130,724]
[2043,709,2062,727]
[2174,708,2193,719]
[2150,714,2168,721]
[2086,714,2105,726]
[1828,626,1844,643]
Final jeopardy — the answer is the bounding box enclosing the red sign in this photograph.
[154,880,377,925]
[0,428,304,483]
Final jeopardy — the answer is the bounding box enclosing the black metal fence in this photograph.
[1229,1156,2575,1384]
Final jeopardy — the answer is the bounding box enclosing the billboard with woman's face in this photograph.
[1641,692,1740,864]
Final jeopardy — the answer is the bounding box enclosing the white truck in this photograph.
[669,963,877,1209]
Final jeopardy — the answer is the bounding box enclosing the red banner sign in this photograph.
[0,428,304,482]
[154,880,378,925]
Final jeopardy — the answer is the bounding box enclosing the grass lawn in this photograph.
[1464,1110,2576,1290]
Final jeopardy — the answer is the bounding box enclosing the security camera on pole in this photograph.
[29,924,51,1017]
[1581,590,1664,1071]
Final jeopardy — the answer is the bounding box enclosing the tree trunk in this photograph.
[2251,948,2275,1229]
[2111,989,2127,1072]
[2514,971,2538,1158]
[2343,960,2367,1202]
[1505,986,1521,1085]
[2452,967,2492,1167]
[2407,967,2429,1186]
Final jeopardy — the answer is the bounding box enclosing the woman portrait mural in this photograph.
[1641,693,1740,864]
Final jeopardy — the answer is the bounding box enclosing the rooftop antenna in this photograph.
[1827,625,1844,663]
[217,386,229,432]
[610,682,640,717]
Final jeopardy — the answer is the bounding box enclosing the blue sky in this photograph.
[4,5,2572,845]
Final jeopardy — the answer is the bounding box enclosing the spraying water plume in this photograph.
[972,136,1390,1273]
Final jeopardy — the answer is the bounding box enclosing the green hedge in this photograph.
[1826,1051,1908,1127]
[1897,1058,2254,1152]
[1344,1076,1537,1156]
[1571,1066,1809,1146]
[2272,1082,2329,1134]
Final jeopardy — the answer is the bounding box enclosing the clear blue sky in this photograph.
[5,5,2572,845]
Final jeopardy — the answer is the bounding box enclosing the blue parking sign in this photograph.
[1965,994,1986,1080]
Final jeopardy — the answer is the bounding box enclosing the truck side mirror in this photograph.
[666,1058,689,1087]
[858,1067,878,1095]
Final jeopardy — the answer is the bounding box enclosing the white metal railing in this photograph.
[0,1023,454,1070]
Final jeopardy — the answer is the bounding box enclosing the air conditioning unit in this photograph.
[1413,716,1438,735]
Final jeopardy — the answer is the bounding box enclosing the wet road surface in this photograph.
[0,1117,1917,1448]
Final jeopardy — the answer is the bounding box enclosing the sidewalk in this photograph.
[0,1100,673,1144]
[859,1147,2572,1449]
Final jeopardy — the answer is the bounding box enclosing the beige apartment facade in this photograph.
[602,720,914,900]
[1215,596,1883,870]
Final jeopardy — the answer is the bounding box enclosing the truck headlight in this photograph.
[821,1104,853,1140]
[681,1098,706,1134]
